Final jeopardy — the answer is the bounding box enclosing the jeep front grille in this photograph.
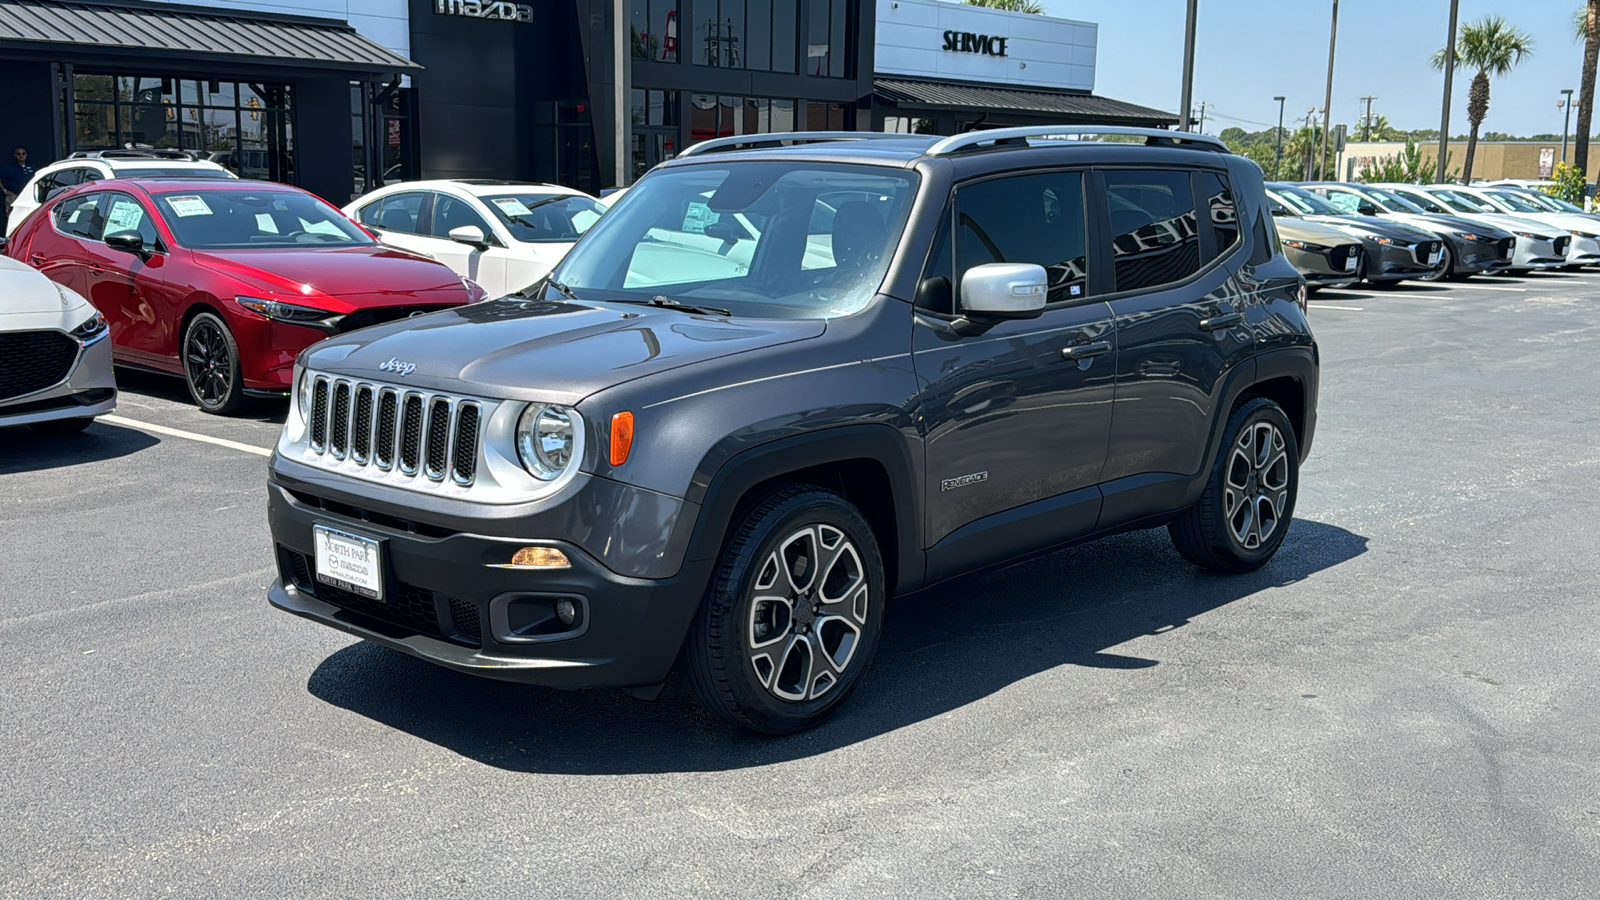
[304,373,482,486]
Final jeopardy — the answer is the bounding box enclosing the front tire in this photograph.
[1420,244,1453,282]
[685,486,886,734]
[1168,397,1300,573]
[183,311,245,415]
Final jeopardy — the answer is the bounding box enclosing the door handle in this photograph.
[28,253,45,265]
[1061,340,1112,361]
[1199,312,1243,332]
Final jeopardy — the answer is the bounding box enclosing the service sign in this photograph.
[435,0,533,23]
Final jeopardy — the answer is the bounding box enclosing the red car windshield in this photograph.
[151,189,373,249]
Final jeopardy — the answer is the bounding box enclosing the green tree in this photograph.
[1575,3,1599,173]
[1546,160,1587,203]
[1431,16,1534,183]
[964,0,1046,12]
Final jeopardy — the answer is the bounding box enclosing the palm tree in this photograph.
[1431,16,1534,183]
[1575,3,1599,173]
[965,0,1046,12]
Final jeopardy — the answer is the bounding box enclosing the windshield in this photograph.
[1271,187,1346,216]
[1387,187,1451,214]
[1431,189,1494,214]
[152,189,375,249]
[1484,190,1545,213]
[1517,191,1583,214]
[551,162,919,319]
[1365,188,1426,214]
[481,193,606,243]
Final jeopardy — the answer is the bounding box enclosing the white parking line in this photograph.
[1308,303,1364,310]
[1445,284,1528,293]
[101,415,272,457]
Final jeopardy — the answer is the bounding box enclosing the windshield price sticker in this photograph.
[167,196,213,218]
[492,197,534,217]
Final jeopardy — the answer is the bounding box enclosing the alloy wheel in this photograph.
[1223,421,1290,550]
[185,320,233,408]
[746,523,870,702]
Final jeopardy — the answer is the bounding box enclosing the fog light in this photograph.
[505,547,570,569]
[556,599,577,625]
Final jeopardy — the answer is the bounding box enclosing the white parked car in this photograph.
[1377,184,1568,271]
[1439,184,1600,268]
[6,150,234,238]
[345,180,607,298]
[0,252,116,434]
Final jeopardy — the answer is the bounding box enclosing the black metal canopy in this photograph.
[875,77,1176,127]
[0,0,420,74]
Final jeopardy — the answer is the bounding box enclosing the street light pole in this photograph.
[1360,95,1378,141]
[1178,0,1198,132]
[1318,0,1339,181]
[1438,0,1459,182]
[1562,88,1576,163]
[1273,95,1286,180]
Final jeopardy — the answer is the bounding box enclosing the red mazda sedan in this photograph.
[7,178,484,414]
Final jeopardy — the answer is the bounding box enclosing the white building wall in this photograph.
[875,0,1096,91]
[157,0,411,60]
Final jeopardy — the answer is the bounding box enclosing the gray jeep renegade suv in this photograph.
[267,127,1318,733]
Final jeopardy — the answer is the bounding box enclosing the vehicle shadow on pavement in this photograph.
[306,518,1368,772]
[0,421,160,474]
[116,369,288,425]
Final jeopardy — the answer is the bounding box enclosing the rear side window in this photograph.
[54,192,106,241]
[1104,169,1201,293]
[954,172,1090,305]
[368,192,428,235]
[1195,171,1241,262]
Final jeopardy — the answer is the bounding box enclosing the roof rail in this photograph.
[924,126,1229,157]
[67,149,197,161]
[676,131,911,158]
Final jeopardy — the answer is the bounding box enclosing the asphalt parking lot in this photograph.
[5,271,1600,899]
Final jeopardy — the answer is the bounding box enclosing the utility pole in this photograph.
[1178,0,1198,131]
[1360,95,1378,141]
[1273,95,1287,180]
[1304,109,1318,180]
[1194,101,1209,134]
[1437,0,1459,182]
[1561,88,1575,162]
[1318,0,1339,182]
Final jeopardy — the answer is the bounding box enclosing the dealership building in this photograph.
[0,0,1173,203]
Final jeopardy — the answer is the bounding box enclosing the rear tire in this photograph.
[685,485,886,734]
[1169,397,1300,573]
[183,311,245,415]
[29,417,92,435]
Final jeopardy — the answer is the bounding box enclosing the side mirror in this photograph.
[1271,205,1295,217]
[1357,203,1378,215]
[956,262,1047,330]
[105,230,148,258]
[448,224,488,249]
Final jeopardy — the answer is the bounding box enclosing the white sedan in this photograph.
[345,180,606,298]
[0,252,117,434]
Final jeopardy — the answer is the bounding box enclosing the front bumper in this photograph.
[1564,234,1600,264]
[267,481,713,689]
[1285,245,1361,288]
[0,331,117,428]
[1453,236,1515,274]
[1364,239,1443,282]
[1512,236,1568,269]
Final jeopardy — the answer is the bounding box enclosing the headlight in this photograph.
[1372,236,1396,245]
[68,311,109,344]
[236,295,331,326]
[1514,232,1545,240]
[1570,230,1599,239]
[515,404,580,481]
[295,366,312,418]
[1282,240,1328,251]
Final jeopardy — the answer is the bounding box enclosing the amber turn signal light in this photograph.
[610,411,635,467]
[507,547,570,569]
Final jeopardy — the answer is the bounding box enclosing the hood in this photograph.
[1385,212,1509,238]
[0,254,101,333]
[1451,212,1560,236]
[1276,217,1362,245]
[193,245,466,302]
[298,297,827,405]
[1508,210,1600,236]
[1305,214,1440,242]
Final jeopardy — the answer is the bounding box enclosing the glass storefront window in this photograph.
[773,0,797,72]
[630,0,679,62]
[73,102,115,149]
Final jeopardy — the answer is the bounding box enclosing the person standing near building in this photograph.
[0,148,36,234]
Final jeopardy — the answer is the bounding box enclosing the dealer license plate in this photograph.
[1343,254,1358,272]
[1428,249,1441,265]
[314,525,383,601]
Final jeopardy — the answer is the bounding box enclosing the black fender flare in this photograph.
[682,423,926,595]
[1184,345,1318,507]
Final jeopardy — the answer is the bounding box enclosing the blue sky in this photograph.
[1034,0,1583,137]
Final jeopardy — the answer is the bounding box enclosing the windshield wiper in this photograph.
[615,296,732,317]
[513,276,580,301]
